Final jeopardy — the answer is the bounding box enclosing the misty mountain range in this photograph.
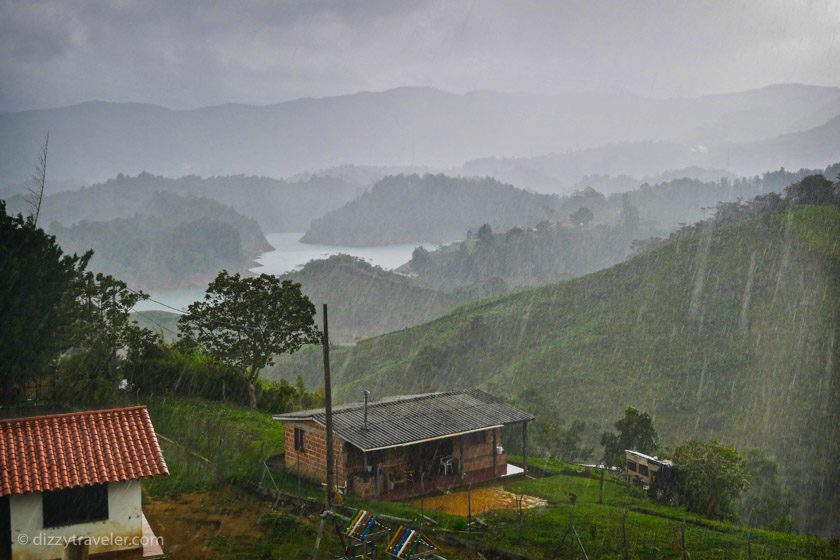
[2,84,839,189]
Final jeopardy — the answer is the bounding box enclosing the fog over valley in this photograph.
[2,1,840,555]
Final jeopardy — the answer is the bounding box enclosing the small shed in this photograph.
[0,406,168,560]
[274,389,534,500]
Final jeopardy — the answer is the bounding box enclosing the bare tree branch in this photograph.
[26,131,49,226]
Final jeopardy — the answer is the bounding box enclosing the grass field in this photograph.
[141,396,838,559]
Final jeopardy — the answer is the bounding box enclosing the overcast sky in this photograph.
[1,0,839,112]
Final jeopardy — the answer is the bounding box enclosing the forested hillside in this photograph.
[278,198,840,534]
[282,255,464,342]
[3,172,361,232]
[405,220,644,291]
[400,164,840,291]
[51,192,271,290]
[302,174,562,245]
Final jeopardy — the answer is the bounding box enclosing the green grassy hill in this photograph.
[283,254,465,343]
[279,206,840,535]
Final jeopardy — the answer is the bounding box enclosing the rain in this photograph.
[1,2,839,559]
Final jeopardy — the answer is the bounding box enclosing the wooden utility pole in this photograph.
[323,303,335,508]
[522,421,529,475]
[599,467,605,504]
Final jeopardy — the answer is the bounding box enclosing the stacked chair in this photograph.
[384,525,440,560]
[334,508,391,559]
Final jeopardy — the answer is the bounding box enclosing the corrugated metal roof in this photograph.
[274,389,534,451]
[0,406,168,496]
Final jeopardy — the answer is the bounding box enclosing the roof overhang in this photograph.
[274,416,509,452]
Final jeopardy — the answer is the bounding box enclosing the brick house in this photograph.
[274,389,534,500]
[0,406,168,560]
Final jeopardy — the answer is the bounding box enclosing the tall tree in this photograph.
[0,201,88,398]
[600,406,659,467]
[61,272,152,382]
[671,440,751,520]
[178,271,321,408]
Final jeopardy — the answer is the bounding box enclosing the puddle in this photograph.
[410,485,547,516]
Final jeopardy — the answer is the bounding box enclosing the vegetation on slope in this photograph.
[302,174,563,246]
[49,192,271,289]
[284,254,465,342]
[405,216,650,291]
[2,171,361,232]
[280,203,840,535]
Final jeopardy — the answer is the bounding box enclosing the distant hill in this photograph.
[400,164,840,293]
[130,310,180,342]
[51,192,271,290]
[2,84,839,185]
[282,255,463,343]
[2,172,361,232]
[301,174,562,246]
[461,116,840,193]
[404,221,647,292]
[276,203,840,535]
[571,166,737,195]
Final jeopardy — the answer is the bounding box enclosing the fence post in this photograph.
[681,521,687,560]
[467,483,473,534]
[420,472,425,527]
[599,467,605,504]
[747,528,752,560]
[622,510,629,560]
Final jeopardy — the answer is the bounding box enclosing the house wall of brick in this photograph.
[283,421,347,486]
[283,424,509,498]
[457,427,507,476]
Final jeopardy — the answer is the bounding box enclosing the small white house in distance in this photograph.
[625,449,673,486]
[0,406,168,560]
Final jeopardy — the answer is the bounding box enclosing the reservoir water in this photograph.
[134,232,434,313]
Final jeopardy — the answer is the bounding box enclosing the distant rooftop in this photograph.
[275,389,534,452]
[626,449,674,466]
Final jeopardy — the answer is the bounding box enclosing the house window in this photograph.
[294,427,306,453]
[627,460,638,472]
[639,464,650,477]
[43,484,109,528]
[468,431,487,445]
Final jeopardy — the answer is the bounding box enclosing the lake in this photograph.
[134,232,434,313]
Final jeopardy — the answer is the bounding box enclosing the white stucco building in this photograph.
[0,406,168,560]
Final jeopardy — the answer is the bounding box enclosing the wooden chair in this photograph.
[385,525,439,559]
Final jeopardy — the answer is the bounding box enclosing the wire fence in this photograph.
[149,433,838,560]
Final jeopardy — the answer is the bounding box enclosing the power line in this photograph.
[124,287,273,340]
[124,287,187,315]
[129,308,180,338]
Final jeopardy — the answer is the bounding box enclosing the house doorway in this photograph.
[0,496,9,560]
[63,540,90,560]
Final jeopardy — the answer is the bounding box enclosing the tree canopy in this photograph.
[178,271,321,408]
[0,201,89,396]
[671,440,752,520]
[570,206,594,227]
[600,406,659,467]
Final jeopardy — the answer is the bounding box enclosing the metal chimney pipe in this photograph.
[363,390,370,430]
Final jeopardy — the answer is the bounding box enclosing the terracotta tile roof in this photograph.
[0,406,168,496]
